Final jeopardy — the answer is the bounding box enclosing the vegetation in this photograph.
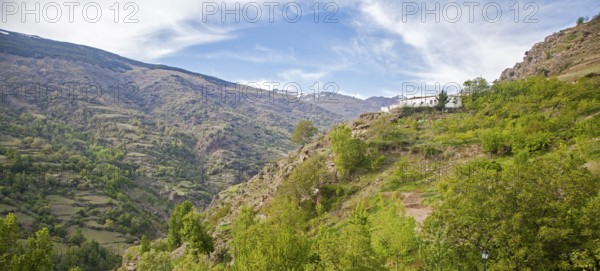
[291,120,318,145]
[197,75,600,270]
[330,124,375,178]
[2,20,600,271]
[435,90,449,111]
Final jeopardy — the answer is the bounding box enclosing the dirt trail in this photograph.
[401,192,432,224]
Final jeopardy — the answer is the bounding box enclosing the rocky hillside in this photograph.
[192,20,600,270]
[0,29,344,246]
[500,16,600,81]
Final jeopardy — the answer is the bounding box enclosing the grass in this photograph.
[14,212,35,226]
[68,226,127,245]
[80,194,112,205]
[0,203,17,212]
[47,195,83,218]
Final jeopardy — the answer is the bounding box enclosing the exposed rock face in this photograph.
[500,17,600,81]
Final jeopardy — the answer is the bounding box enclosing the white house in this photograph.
[381,94,461,112]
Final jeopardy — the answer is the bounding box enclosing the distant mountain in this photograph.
[500,16,600,81]
[0,29,345,240]
[300,92,399,119]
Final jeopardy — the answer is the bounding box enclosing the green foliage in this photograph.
[19,228,53,271]
[167,200,194,250]
[370,197,418,270]
[310,206,383,270]
[181,212,213,256]
[278,154,331,213]
[462,77,489,108]
[436,90,449,111]
[55,240,121,271]
[0,213,21,268]
[291,120,318,145]
[137,249,172,271]
[68,229,86,246]
[231,203,311,271]
[424,151,600,270]
[481,129,511,155]
[140,234,150,253]
[172,253,214,271]
[330,125,370,178]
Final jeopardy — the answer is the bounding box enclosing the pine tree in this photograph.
[436,90,449,111]
[167,200,194,250]
[140,234,150,253]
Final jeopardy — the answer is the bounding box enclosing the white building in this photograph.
[381,94,461,112]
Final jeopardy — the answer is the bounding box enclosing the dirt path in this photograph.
[401,192,432,225]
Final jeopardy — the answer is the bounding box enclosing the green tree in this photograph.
[436,90,449,111]
[137,249,172,271]
[462,77,489,108]
[140,234,150,253]
[68,229,86,246]
[278,154,331,209]
[181,212,214,256]
[56,240,121,271]
[168,200,194,250]
[312,207,382,270]
[370,197,418,271]
[0,213,21,268]
[329,125,368,179]
[291,120,318,145]
[21,228,53,271]
[231,203,311,271]
[424,151,600,270]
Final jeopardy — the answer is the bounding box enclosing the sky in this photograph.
[2,0,599,98]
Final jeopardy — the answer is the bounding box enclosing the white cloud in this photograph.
[344,0,597,85]
[198,44,296,63]
[0,0,259,61]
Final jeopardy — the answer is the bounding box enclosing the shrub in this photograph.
[481,129,511,155]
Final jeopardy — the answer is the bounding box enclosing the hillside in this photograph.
[178,21,600,270]
[1,14,600,271]
[185,75,600,270]
[500,16,600,81]
[301,92,399,119]
[0,29,344,252]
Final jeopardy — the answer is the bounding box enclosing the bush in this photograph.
[481,129,511,155]
[329,125,370,179]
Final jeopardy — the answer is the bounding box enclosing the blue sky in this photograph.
[2,0,599,98]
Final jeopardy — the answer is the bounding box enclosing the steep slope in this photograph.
[200,75,600,270]
[0,30,343,247]
[195,20,600,270]
[500,16,600,81]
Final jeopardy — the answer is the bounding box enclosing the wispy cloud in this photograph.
[343,0,599,84]
[1,0,254,61]
[198,44,296,63]
[2,0,599,98]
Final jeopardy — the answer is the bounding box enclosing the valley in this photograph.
[0,10,599,271]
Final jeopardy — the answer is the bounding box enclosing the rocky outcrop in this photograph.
[500,17,600,81]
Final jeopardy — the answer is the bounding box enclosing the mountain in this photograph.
[500,16,600,81]
[192,19,600,270]
[300,91,399,119]
[0,29,346,245]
